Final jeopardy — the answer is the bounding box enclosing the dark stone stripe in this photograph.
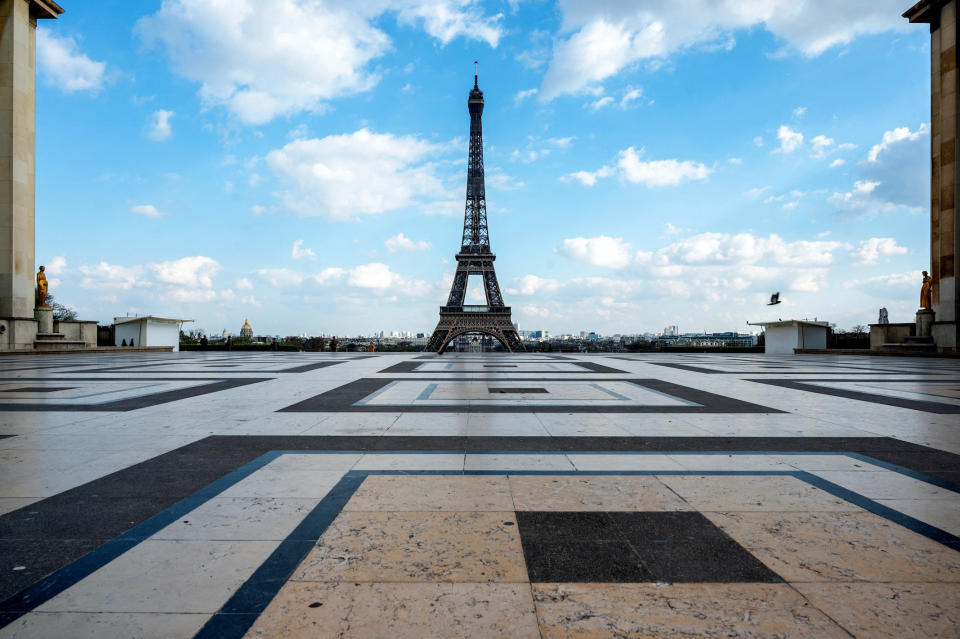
[748,378,960,414]
[377,360,627,374]
[0,378,271,412]
[277,377,783,413]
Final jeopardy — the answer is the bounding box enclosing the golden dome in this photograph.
[242,318,251,329]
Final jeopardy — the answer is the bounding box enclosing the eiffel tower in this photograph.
[426,65,524,354]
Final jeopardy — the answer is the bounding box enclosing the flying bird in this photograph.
[767,292,781,306]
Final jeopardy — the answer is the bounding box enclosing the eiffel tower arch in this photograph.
[426,65,524,354]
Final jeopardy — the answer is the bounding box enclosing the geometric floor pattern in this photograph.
[0,351,957,637]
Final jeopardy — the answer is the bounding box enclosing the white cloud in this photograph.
[790,270,825,293]
[130,204,166,218]
[844,270,922,289]
[558,236,634,269]
[617,147,711,186]
[78,262,143,291]
[45,256,67,276]
[727,157,743,165]
[793,106,807,118]
[520,305,551,318]
[346,262,426,294]
[851,237,908,265]
[236,277,253,290]
[385,233,432,252]
[256,268,305,288]
[657,232,848,267]
[564,147,710,188]
[810,134,834,158]
[76,255,221,303]
[829,158,846,168]
[149,256,221,289]
[265,129,450,219]
[136,0,502,125]
[853,123,929,213]
[37,28,107,94]
[745,186,771,198]
[562,166,615,187]
[513,87,538,105]
[393,2,503,47]
[867,123,928,163]
[620,86,643,107]
[146,109,175,141]
[291,239,317,260]
[508,275,560,296]
[587,96,614,111]
[753,136,764,147]
[775,125,803,153]
[538,2,909,100]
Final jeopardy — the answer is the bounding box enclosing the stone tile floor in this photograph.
[0,351,956,637]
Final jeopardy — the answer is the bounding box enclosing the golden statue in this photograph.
[36,266,49,308]
[920,270,932,310]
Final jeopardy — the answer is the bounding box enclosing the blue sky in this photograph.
[36,0,930,337]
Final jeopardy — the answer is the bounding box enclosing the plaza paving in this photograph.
[0,351,957,637]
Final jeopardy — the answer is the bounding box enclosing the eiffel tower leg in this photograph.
[426,314,525,353]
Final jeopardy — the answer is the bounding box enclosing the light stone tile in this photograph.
[658,475,862,511]
[770,454,887,471]
[509,475,690,511]
[152,497,318,541]
[792,582,960,639]
[344,475,514,511]
[36,540,277,613]
[216,469,345,499]
[264,453,362,471]
[706,511,960,583]
[532,583,850,638]
[813,470,960,501]
[464,453,575,471]
[246,582,540,639]
[666,453,791,471]
[294,511,527,583]
[0,612,209,639]
[567,453,686,471]
[874,498,960,536]
[353,453,464,471]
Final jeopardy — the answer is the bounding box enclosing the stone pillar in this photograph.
[0,0,61,322]
[33,304,50,333]
[906,0,960,350]
[917,308,935,336]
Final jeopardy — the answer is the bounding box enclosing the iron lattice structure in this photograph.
[426,69,524,354]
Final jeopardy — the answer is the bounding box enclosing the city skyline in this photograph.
[35,1,927,336]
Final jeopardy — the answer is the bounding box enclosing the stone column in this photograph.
[0,0,61,321]
[906,0,960,350]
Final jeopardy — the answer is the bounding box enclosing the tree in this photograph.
[850,324,867,335]
[41,293,78,321]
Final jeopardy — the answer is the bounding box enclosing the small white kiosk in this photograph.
[114,316,193,351]
[748,319,829,355]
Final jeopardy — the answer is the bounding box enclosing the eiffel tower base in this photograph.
[426,311,524,354]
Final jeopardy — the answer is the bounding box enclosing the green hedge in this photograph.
[179,343,299,352]
[658,345,764,353]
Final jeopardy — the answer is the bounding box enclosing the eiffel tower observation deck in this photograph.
[426,64,524,354]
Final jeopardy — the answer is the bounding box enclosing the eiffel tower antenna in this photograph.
[426,65,524,354]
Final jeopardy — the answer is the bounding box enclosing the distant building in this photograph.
[114,316,192,351]
[240,318,253,340]
[663,325,679,337]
